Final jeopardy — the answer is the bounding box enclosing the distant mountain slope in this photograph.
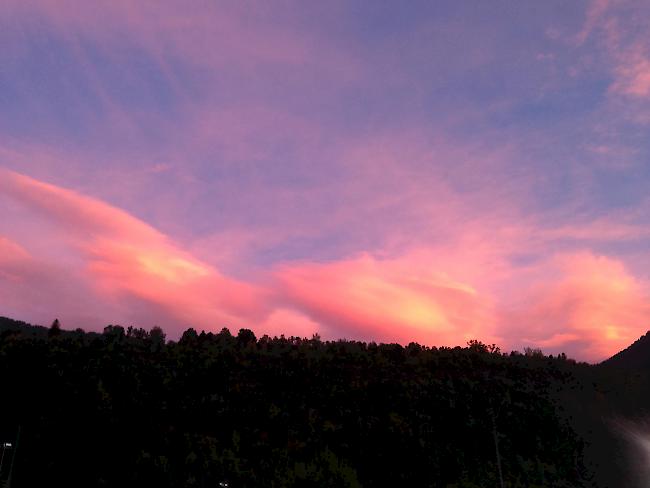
[600,331,650,369]
[0,316,48,338]
[0,316,101,341]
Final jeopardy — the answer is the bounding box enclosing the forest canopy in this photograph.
[0,316,644,487]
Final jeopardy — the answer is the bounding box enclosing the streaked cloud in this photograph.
[0,168,266,333]
[276,251,496,347]
[2,168,650,361]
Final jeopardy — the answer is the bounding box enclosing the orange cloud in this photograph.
[2,167,649,361]
[502,252,650,361]
[0,168,266,332]
[277,251,497,346]
[275,246,650,361]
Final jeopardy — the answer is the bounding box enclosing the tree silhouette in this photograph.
[0,316,609,487]
[48,318,61,338]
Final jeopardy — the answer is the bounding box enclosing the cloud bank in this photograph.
[2,0,650,362]
[2,169,649,361]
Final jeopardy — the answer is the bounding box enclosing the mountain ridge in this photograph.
[599,331,650,370]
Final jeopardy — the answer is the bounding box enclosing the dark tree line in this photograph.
[0,315,641,487]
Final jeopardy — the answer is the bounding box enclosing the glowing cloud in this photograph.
[1,168,649,361]
[502,252,650,361]
[2,0,650,362]
[277,251,496,347]
[0,168,266,332]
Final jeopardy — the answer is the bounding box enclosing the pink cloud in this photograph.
[276,249,650,361]
[0,236,33,285]
[539,220,650,242]
[276,251,498,347]
[0,168,267,333]
[501,252,650,361]
[575,0,650,100]
[575,0,613,45]
[2,166,649,361]
[258,308,321,339]
[611,52,650,98]
[0,234,118,327]
[0,236,30,264]
[2,0,650,366]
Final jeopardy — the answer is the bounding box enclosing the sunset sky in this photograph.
[1,0,650,361]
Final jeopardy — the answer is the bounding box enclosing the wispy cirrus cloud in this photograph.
[611,50,650,98]
[576,0,650,101]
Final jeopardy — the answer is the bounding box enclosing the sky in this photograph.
[1,0,649,361]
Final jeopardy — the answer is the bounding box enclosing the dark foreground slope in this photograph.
[600,331,650,371]
[0,316,623,488]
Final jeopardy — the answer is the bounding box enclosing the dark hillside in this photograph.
[0,316,630,488]
[0,316,48,338]
[600,331,650,371]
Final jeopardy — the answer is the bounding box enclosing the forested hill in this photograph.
[599,331,650,370]
[0,316,646,487]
